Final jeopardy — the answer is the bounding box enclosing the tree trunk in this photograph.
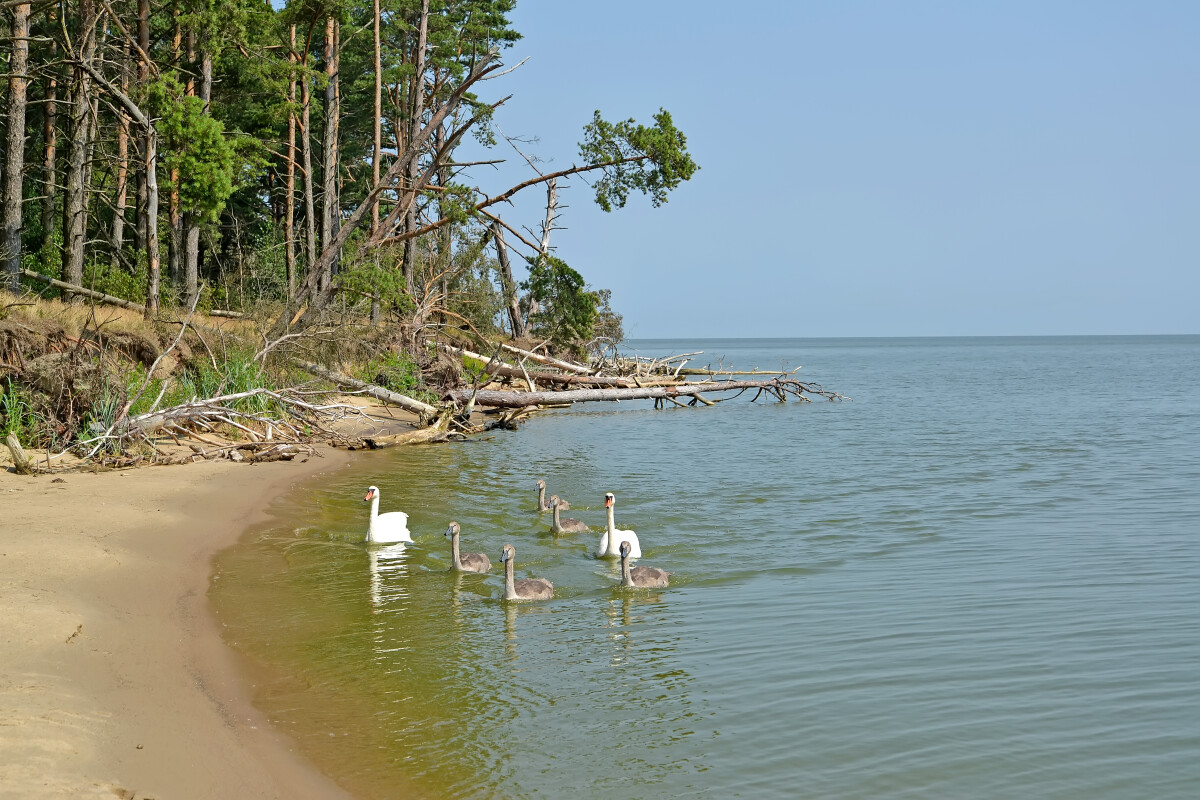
[39,3,58,254]
[439,343,638,386]
[143,128,160,317]
[491,220,527,338]
[401,0,429,293]
[285,24,297,299]
[111,46,130,266]
[446,378,837,408]
[81,91,100,223]
[371,0,382,235]
[368,1,382,322]
[539,176,558,261]
[521,175,559,322]
[291,360,437,421]
[134,0,149,254]
[167,8,183,287]
[1,1,32,290]
[300,53,317,283]
[63,0,97,295]
[319,16,340,291]
[182,52,211,307]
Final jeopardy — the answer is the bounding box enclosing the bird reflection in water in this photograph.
[367,542,409,611]
[603,591,664,667]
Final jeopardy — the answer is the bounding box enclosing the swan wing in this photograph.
[369,511,412,543]
[630,565,669,587]
[515,577,554,600]
[459,553,491,573]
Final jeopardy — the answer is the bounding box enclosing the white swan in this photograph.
[550,495,589,534]
[363,485,412,543]
[445,521,491,573]
[500,544,554,601]
[596,492,641,559]
[619,540,670,588]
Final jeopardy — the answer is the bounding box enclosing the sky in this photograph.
[453,0,1200,338]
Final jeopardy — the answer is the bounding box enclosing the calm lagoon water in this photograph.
[211,336,1200,799]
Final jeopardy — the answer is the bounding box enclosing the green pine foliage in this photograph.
[579,109,700,212]
[150,75,237,223]
[522,255,598,356]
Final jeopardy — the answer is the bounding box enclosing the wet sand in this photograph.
[0,452,359,799]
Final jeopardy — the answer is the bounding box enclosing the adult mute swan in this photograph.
[619,540,670,588]
[536,479,570,512]
[500,544,554,601]
[550,496,589,534]
[445,522,491,573]
[363,485,412,543]
[596,492,641,559]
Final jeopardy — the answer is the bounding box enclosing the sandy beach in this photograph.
[0,452,359,799]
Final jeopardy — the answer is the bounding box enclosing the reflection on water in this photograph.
[212,337,1200,800]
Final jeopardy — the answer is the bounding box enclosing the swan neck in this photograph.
[605,506,619,555]
[367,494,381,541]
[552,503,561,531]
[620,555,633,586]
[537,485,546,509]
[450,533,461,567]
[504,558,516,600]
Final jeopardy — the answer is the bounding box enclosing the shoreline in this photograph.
[1,451,359,799]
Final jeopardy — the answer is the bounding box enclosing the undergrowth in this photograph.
[360,351,439,405]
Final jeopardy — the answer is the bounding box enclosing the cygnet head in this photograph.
[605,492,615,509]
[364,486,380,502]
[536,479,546,490]
[550,495,562,508]
[620,540,632,559]
[500,543,516,563]
[445,521,460,538]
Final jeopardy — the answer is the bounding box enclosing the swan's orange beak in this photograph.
[605,496,613,508]
[363,489,375,501]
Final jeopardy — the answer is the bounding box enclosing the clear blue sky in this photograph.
[457,0,1199,338]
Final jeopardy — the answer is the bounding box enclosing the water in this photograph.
[211,336,1200,799]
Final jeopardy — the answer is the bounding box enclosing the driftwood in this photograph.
[363,427,455,448]
[445,377,845,408]
[6,433,35,474]
[358,408,456,448]
[291,359,437,422]
[56,388,366,466]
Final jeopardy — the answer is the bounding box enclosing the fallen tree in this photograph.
[444,377,845,408]
[291,360,438,422]
[438,343,644,388]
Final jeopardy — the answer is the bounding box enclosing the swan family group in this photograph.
[362,480,672,601]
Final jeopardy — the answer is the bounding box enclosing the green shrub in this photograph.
[360,351,438,403]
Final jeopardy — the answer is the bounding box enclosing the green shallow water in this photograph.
[211,336,1200,799]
